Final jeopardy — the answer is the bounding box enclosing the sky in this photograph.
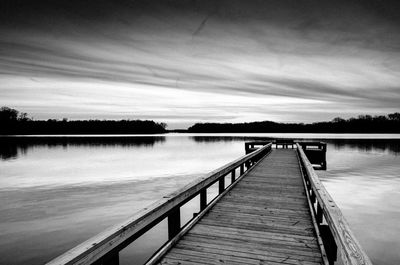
[0,0,399,129]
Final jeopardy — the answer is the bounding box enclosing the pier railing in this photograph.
[298,141,327,169]
[245,140,270,154]
[46,142,273,265]
[297,143,372,265]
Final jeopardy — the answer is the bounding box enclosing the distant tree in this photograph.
[373,115,388,122]
[160,122,167,129]
[1,107,167,134]
[332,117,345,123]
[188,112,400,133]
[18,112,30,121]
[0,107,31,122]
[0,107,19,122]
[388,113,400,121]
[358,115,372,121]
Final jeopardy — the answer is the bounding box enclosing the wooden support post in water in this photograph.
[310,190,316,204]
[231,169,235,183]
[94,251,119,265]
[219,177,225,194]
[200,189,207,211]
[320,225,338,265]
[316,202,323,225]
[168,208,181,240]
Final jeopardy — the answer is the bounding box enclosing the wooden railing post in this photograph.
[316,202,323,225]
[231,170,235,183]
[168,208,181,240]
[319,225,338,265]
[310,190,316,204]
[200,189,207,211]
[95,251,119,265]
[219,177,225,194]
[240,164,244,175]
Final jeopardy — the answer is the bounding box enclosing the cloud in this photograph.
[0,0,399,128]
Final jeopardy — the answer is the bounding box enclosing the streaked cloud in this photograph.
[0,0,399,128]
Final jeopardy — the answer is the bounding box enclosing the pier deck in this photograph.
[157,149,322,265]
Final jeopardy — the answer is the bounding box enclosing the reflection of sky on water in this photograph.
[320,142,400,265]
[0,135,399,264]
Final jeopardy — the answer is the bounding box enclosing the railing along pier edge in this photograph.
[296,143,372,265]
[46,143,273,265]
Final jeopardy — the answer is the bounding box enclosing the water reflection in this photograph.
[0,136,166,160]
[326,139,400,155]
[190,135,400,155]
[3,135,397,162]
[190,136,273,143]
[0,134,399,265]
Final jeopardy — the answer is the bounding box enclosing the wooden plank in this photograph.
[183,232,319,253]
[223,194,308,204]
[204,208,312,222]
[179,237,321,259]
[167,248,319,265]
[169,247,321,265]
[222,189,307,199]
[188,227,317,244]
[173,245,321,264]
[178,236,322,260]
[213,199,309,211]
[211,205,311,219]
[215,204,310,214]
[198,220,316,238]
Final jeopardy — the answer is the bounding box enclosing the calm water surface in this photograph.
[0,134,399,265]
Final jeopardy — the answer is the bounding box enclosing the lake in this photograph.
[1,134,399,265]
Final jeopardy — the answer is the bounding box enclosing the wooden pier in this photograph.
[47,141,372,265]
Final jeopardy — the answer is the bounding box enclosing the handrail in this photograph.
[46,142,272,265]
[245,141,270,154]
[296,143,372,265]
[298,141,327,151]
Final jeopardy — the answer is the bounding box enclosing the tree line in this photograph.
[0,107,167,134]
[188,113,400,133]
[1,106,400,134]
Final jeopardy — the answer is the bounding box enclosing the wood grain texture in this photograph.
[156,149,324,265]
